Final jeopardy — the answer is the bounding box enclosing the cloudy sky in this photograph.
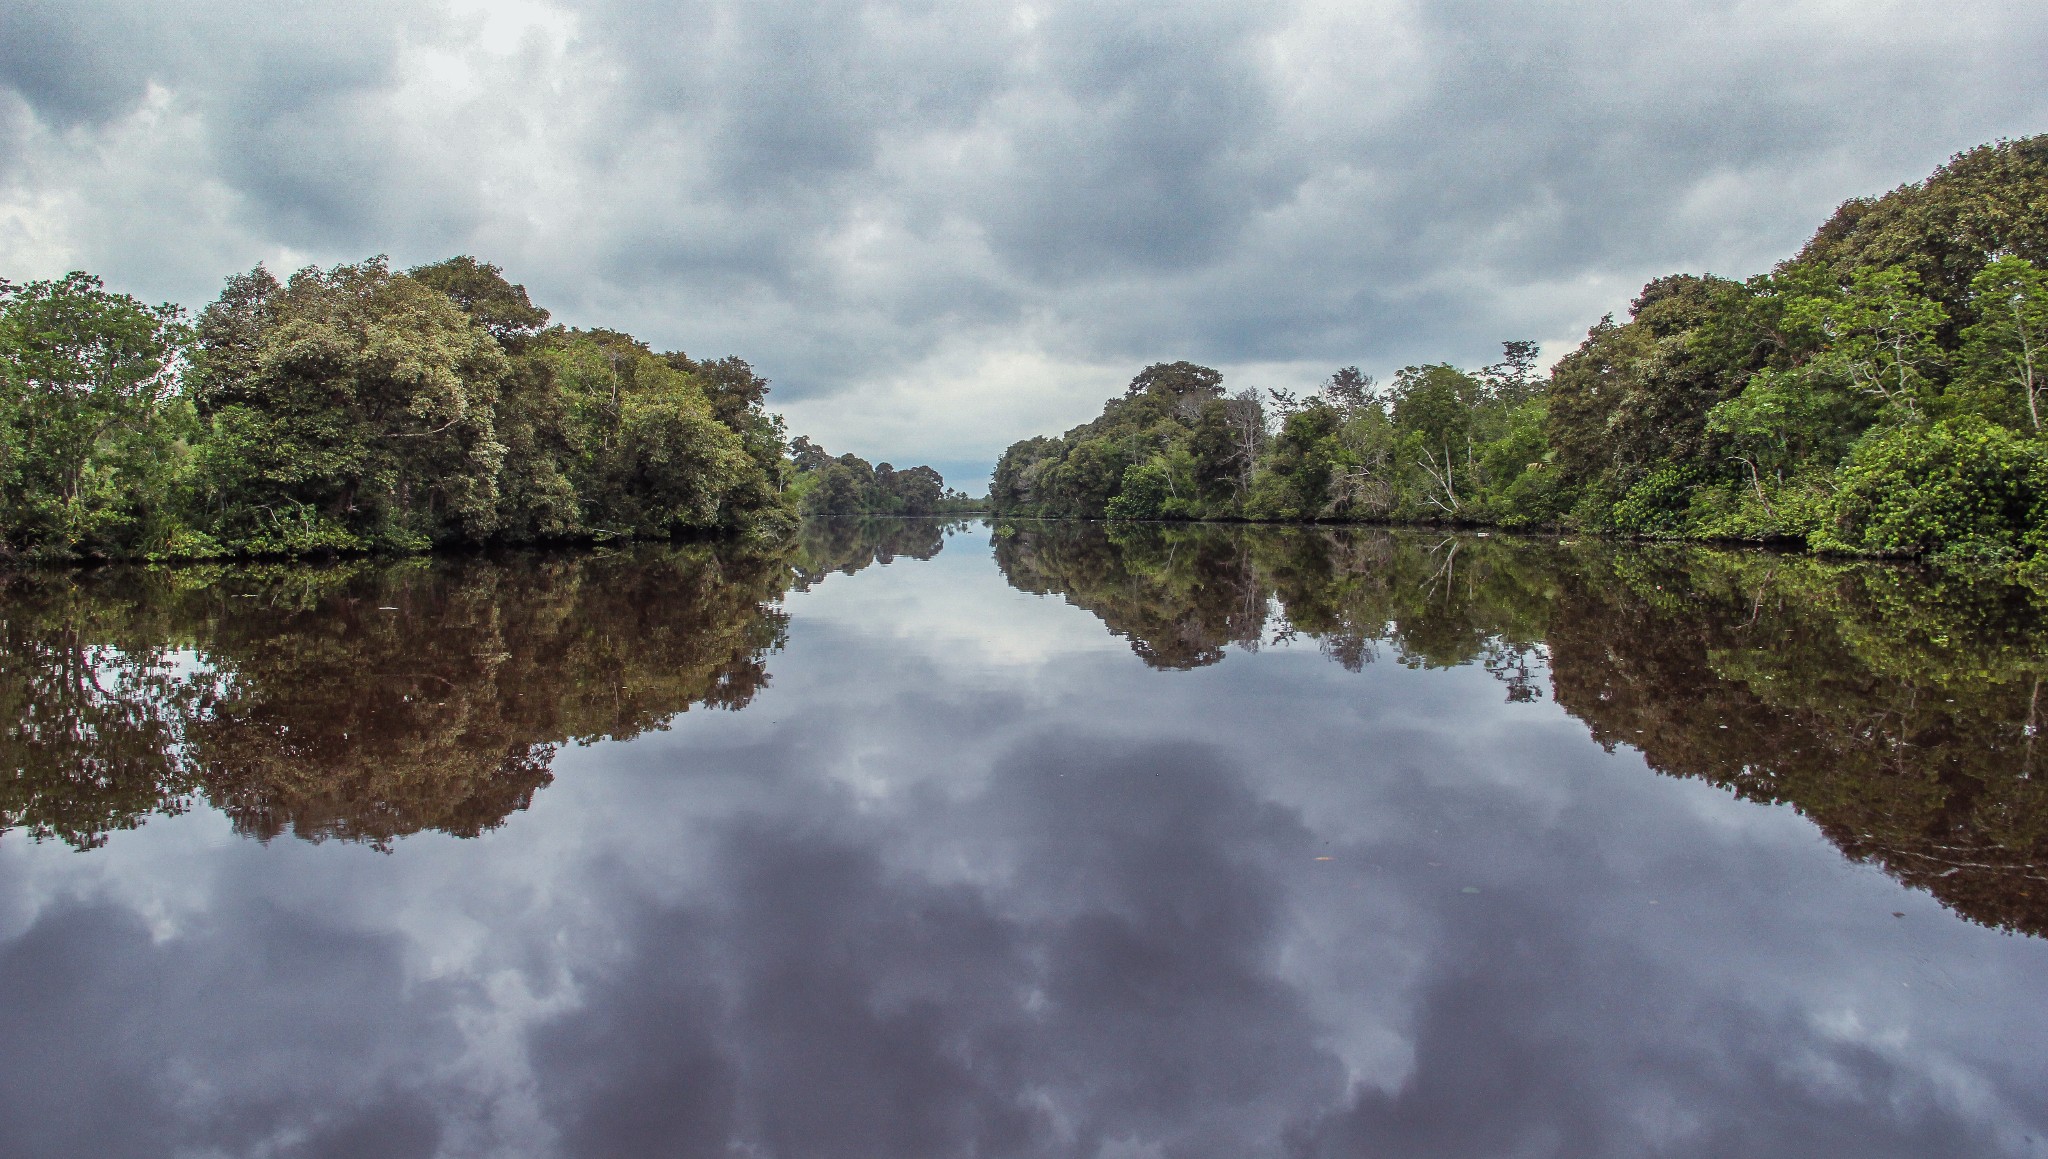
[4,0,2047,485]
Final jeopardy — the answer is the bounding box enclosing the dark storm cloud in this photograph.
[0,0,408,129]
[969,5,1299,280]
[0,1,159,128]
[0,0,449,257]
[4,0,2048,467]
[547,0,2048,391]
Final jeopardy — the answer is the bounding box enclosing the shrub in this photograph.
[1608,466,1702,537]
[1106,461,1170,520]
[1815,417,2047,557]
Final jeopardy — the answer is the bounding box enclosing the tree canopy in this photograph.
[990,134,2048,576]
[0,256,812,562]
[787,436,982,517]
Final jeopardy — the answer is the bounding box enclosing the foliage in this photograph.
[1953,254,2048,430]
[993,362,1259,520]
[993,354,1561,529]
[0,273,192,559]
[990,135,2048,568]
[788,436,978,516]
[535,327,774,539]
[0,256,804,561]
[1815,417,2048,557]
[187,258,510,552]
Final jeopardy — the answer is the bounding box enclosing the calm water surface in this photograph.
[3,519,2046,1157]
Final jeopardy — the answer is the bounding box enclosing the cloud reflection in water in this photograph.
[0,520,2045,1157]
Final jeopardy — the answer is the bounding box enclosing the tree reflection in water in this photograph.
[995,520,2048,938]
[6,517,2045,940]
[0,521,961,851]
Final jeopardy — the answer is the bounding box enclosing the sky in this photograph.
[4,0,2048,488]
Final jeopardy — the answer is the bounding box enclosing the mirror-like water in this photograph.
[3,519,2045,1157]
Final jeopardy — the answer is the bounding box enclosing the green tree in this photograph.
[1796,136,2048,326]
[791,441,953,517]
[990,362,1228,519]
[1481,341,1542,404]
[877,463,946,514]
[799,460,869,516]
[408,258,580,540]
[408,255,550,346]
[1543,276,1761,513]
[539,328,773,537]
[1188,391,1264,510]
[188,258,509,553]
[0,273,190,557]
[1957,255,2048,430]
[1790,265,1948,421]
[1390,364,1483,515]
[1126,360,1225,408]
[0,257,798,561]
[1248,401,1343,520]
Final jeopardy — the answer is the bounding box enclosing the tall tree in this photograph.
[188,258,509,552]
[407,256,550,347]
[1791,265,1948,421]
[1959,255,2048,430]
[0,273,189,555]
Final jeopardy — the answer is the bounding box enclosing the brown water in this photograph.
[2,519,2045,1157]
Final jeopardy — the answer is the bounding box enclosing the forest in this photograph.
[991,135,2048,574]
[788,436,985,517]
[0,256,961,562]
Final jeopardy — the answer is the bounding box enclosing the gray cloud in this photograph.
[3,0,2047,479]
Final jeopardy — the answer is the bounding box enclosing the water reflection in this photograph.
[9,520,2048,936]
[998,520,2048,938]
[3,519,2047,1157]
[3,523,959,850]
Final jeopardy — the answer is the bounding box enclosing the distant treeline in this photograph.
[789,437,983,517]
[992,135,2048,574]
[0,256,956,562]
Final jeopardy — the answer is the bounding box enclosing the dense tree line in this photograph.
[0,256,797,561]
[992,136,2048,572]
[788,436,982,517]
[994,520,2048,937]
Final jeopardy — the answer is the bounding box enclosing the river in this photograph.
[2,519,2044,1157]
